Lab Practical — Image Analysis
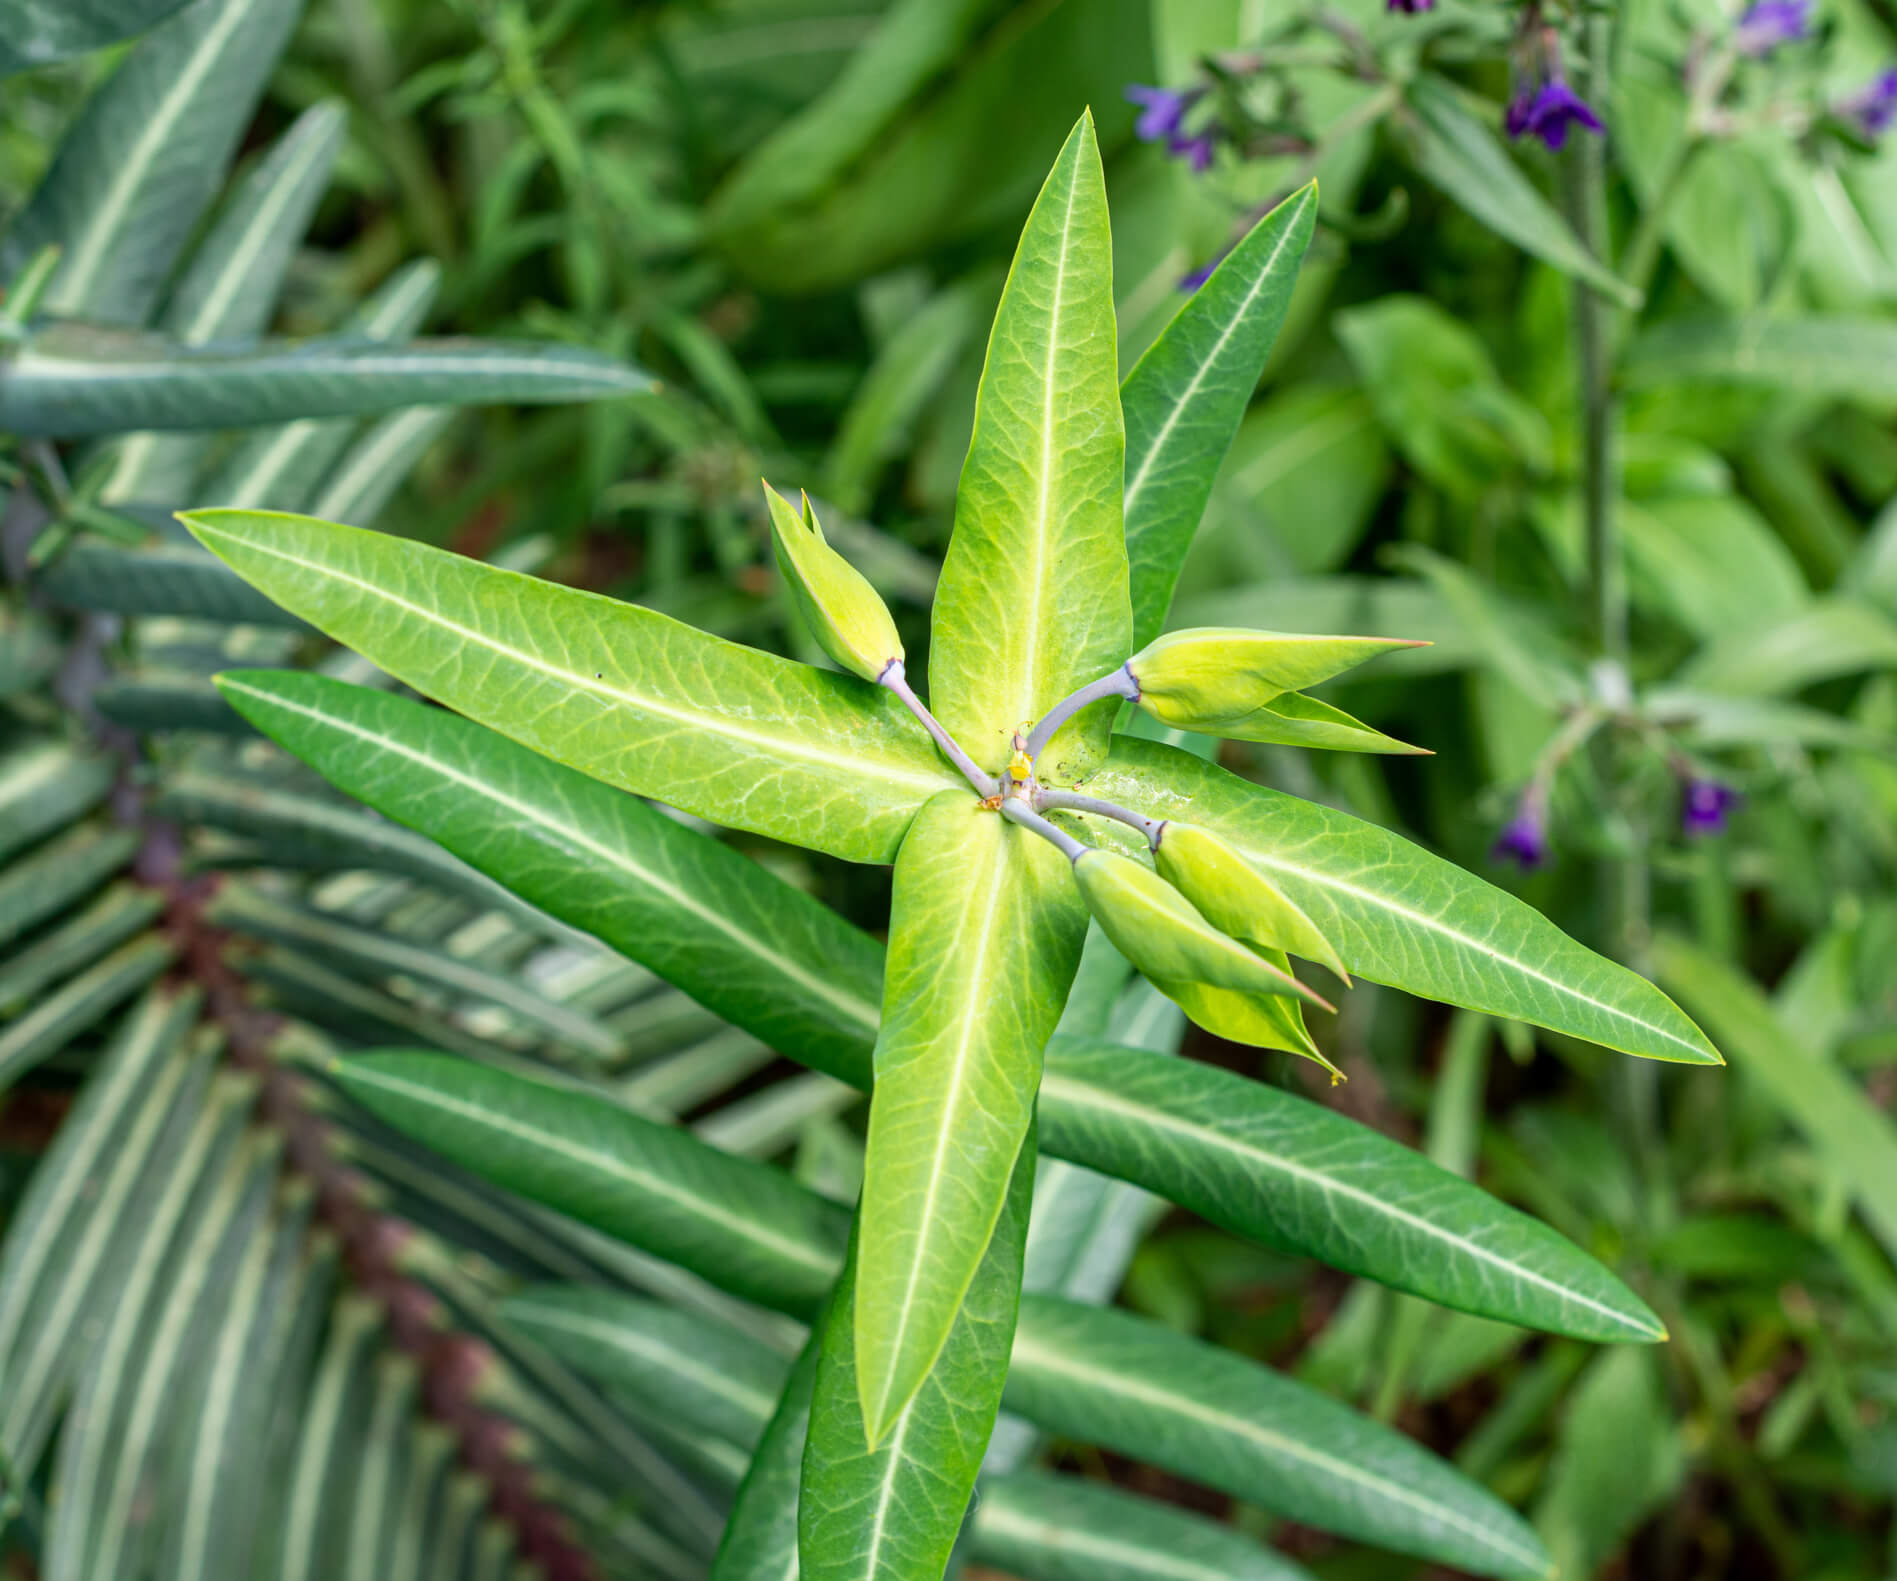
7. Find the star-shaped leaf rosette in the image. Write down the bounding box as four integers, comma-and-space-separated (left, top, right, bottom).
181, 113, 1720, 1577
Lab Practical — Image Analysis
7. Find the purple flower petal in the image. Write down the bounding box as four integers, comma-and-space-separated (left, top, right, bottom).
1841, 67, 1897, 137
1735, 0, 1811, 56
1681, 777, 1742, 838
1505, 76, 1605, 151
1168, 130, 1217, 173
1178, 261, 1218, 292
1491, 809, 1550, 871
1387, 0, 1435, 12
1125, 83, 1200, 144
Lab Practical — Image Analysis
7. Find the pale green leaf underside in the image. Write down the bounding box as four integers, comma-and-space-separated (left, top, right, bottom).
856, 791, 1085, 1440
186, 511, 962, 862
1084, 738, 1720, 1066
929, 111, 1130, 774
228, 673, 1665, 1342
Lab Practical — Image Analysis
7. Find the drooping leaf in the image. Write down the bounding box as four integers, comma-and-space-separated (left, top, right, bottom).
332, 1052, 850, 1315
1671, 598, 1897, 696
1039, 1038, 1664, 1342
1120, 186, 1317, 647
855, 793, 1084, 1440
804, 1131, 1035, 1581
1006, 1296, 1553, 1581
1, 325, 648, 437
929, 111, 1130, 775
499, 1285, 789, 1451
0, 0, 303, 322
185, 515, 960, 862
1404, 74, 1637, 307
214, 670, 889, 1051
1086, 737, 1721, 1065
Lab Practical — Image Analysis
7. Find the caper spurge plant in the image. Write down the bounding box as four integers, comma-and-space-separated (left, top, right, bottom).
174, 113, 1723, 1581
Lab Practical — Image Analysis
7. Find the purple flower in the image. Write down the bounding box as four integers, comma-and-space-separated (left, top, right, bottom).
1126, 84, 1202, 144
1840, 68, 1897, 137
1388, 0, 1435, 12
1491, 807, 1550, 871
1179, 261, 1218, 292
1505, 75, 1604, 150
1681, 777, 1742, 837
1735, 0, 1811, 56
1169, 130, 1217, 173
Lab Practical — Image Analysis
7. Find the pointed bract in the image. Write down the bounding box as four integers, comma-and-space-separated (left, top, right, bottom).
1155, 821, 1351, 984
764, 484, 904, 683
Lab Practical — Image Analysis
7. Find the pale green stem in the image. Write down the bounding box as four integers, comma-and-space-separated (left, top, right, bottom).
998, 797, 1088, 863
1022, 667, 1140, 765
1033, 787, 1163, 848
879, 662, 999, 798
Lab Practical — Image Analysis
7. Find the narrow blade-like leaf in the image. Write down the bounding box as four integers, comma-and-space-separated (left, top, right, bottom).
709, 1333, 820, 1581
1120, 186, 1317, 647
929, 111, 1130, 773
855, 792, 1084, 1440
1086, 737, 1721, 1065
1, 0, 301, 322
2, 326, 649, 437
1006, 1296, 1553, 1581
186, 514, 960, 862
333, 1052, 850, 1314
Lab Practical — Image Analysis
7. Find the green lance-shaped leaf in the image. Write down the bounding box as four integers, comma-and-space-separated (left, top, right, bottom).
0, 0, 302, 323
1038, 1039, 1664, 1343
1621, 314, 1897, 403
1071, 846, 1332, 1069
1403, 73, 1638, 309
97, 100, 348, 507
967, 1469, 1319, 1581
805, 1131, 1035, 1581
1, 326, 649, 438
499, 1286, 789, 1453
1126, 626, 1426, 751
184, 511, 962, 863
855, 791, 1084, 1442
0, 0, 195, 76
214, 671, 888, 1060
1121, 186, 1318, 649
764, 483, 904, 682
1153, 820, 1348, 984
929, 111, 1131, 776
229, 675, 1665, 1341
332, 1052, 850, 1315
1006, 1296, 1552, 1581
1087, 737, 1722, 1066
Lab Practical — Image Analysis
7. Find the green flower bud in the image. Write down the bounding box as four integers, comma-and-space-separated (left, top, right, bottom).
1154, 821, 1349, 984
1165, 975, 1336, 1075
1127, 627, 1426, 751
764, 483, 903, 683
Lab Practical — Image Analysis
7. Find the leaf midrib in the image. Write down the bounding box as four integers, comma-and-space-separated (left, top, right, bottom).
1008, 1327, 1547, 1575
1122, 195, 1307, 524
53, 0, 252, 312
195, 535, 956, 804
220, 679, 883, 1037
1038, 1068, 1658, 1339
974, 1501, 1233, 1581
871, 824, 1011, 1414
345, 1065, 839, 1282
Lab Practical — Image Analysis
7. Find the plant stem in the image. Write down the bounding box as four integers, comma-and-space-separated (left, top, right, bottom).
879, 662, 999, 798
1034, 787, 1163, 848
998, 797, 1088, 863
1022, 667, 1140, 765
